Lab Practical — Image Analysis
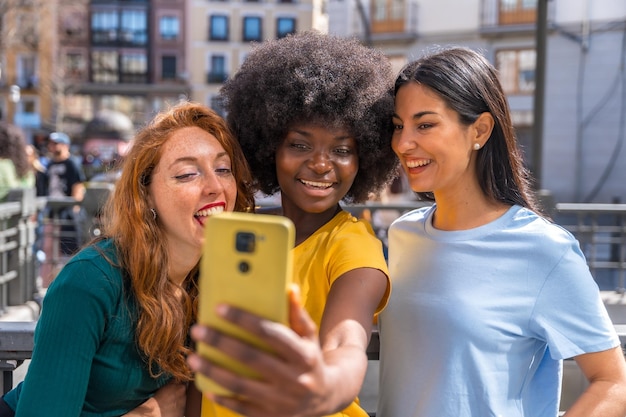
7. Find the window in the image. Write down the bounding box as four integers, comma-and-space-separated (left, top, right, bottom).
276, 17, 295, 38
120, 10, 147, 45
210, 15, 229, 41
162, 56, 177, 80
160, 16, 179, 41
62, 11, 86, 38
65, 52, 86, 79
63, 95, 93, 121
91, 51, 119, 83
371, 0, 404, 33
243, 17, 262, 42
498, 0, 536, 25
496, 49, 535, 94
17, 55, 36, 88
19, 98, 37, 114
121, 53, 148, 83
207, 55, 227, 83
92, 11, 119, 43
500, 0, 537, 11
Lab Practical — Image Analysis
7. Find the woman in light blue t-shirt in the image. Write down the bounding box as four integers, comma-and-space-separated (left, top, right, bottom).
378, 46, 626, 417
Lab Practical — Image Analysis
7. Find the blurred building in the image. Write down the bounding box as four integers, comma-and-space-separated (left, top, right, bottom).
0, 0, 55, 139
2, 0, 624, 203
0, 0, 190, 141
328, 0, 626, 204
187, 0, 326, 114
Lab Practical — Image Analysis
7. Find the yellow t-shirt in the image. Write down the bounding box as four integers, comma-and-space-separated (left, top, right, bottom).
201, 210, 391, 417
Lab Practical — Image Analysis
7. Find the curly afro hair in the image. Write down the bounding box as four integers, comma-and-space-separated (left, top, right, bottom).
220, 30, 399, 204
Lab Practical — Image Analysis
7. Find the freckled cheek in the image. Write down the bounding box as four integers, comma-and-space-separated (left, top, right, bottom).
224, 179, 238, 211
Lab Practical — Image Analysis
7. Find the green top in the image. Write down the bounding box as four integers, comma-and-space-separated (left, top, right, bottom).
0, 158, 19, 201
3, 239, 170, 417
0, 158, 35, 201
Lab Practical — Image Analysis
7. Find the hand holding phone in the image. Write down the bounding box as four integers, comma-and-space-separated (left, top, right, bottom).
195, 212, 295, 396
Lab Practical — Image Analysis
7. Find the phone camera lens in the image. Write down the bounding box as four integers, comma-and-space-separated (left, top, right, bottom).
236, 232, 256, 253
238, 261, 250, 273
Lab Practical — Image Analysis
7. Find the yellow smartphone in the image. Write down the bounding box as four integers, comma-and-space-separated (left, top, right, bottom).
195, 211, 295, 396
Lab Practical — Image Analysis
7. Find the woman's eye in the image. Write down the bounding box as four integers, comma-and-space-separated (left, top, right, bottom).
215, 167, 232, 175
418, 123, 433, 130
393, 124, 403, 131
288, 141, 309, 151
174, 172, 198, 181
334, 147, 353, 156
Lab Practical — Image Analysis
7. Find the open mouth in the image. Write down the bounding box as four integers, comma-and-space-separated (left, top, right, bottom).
194, 204, 226, 225
406, 159, 431, 168
299, 179, 334, 189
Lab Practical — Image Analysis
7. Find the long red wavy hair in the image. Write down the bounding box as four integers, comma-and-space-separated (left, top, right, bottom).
99, 102, 254, 381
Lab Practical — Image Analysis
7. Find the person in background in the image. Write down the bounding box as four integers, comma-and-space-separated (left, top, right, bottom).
24, 145, 47, 197
187, 30, 398, 417
0, 102, 255, 417
44, 131, 86, 255
31, 130, 50, 168
0, 122, 34, 201
377, 46, 626, 417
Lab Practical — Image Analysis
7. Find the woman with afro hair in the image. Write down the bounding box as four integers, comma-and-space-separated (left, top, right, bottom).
187, 30, 399, 417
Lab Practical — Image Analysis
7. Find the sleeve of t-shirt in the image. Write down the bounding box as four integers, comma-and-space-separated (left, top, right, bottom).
327, 218, 391, 314
67, 159, 87, 186
11, 257, 121, 417
530, 234, 619, 360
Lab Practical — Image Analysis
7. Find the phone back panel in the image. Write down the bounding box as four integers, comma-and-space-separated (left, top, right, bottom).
195, 211, 295, 396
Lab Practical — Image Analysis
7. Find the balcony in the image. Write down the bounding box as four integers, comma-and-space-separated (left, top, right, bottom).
480, 0, 555, 35
368, 0, 419, 44
206, 71, 228, 84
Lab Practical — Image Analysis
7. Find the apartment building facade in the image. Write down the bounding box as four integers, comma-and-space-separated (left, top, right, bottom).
0, 0, 190, 142
328, 0, 626, 204
0, 0, 56, 139
187, 0, 325, 114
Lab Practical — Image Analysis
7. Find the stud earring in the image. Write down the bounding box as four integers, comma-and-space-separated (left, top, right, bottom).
473, 143, 481, 151
150, 208, 157, 220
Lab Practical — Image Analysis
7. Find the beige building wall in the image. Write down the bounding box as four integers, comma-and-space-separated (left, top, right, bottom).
187, 0, 315, 110
0, 0, 57, 137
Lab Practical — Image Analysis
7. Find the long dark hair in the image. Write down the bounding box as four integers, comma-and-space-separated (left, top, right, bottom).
395, 47, 541, 214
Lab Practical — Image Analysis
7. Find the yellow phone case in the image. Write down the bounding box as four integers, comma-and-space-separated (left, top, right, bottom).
195, 211, 295, 396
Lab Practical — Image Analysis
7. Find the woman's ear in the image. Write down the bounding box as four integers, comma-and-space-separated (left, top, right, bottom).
473, 112, 495, 146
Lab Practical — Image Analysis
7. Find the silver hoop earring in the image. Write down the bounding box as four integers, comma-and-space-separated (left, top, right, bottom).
473, 143, 481, 150
150, 208, 157, 220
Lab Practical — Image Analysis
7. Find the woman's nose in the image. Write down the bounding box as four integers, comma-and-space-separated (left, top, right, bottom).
392, 131, 416, 155
203, 171, 225, 194
308, 151, 332, 173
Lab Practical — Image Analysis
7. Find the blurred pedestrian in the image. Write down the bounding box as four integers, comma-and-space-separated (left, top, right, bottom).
45, 131, 86, 255
0, 122, 34, 201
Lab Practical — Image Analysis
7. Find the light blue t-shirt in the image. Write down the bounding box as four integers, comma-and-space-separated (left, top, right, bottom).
378, 205, 619, 417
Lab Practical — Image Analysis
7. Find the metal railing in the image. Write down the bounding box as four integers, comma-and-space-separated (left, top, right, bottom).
554, 203, 626, 293
1, 197, 626, 398
0, 189, 43, 316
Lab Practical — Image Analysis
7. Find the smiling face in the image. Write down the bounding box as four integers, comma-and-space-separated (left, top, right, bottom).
149, 126, 237, 263
275, 123, 358, 217
392, 82, 483, 202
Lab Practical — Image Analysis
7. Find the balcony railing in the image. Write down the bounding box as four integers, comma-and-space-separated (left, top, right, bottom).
207, 72, 228, 84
